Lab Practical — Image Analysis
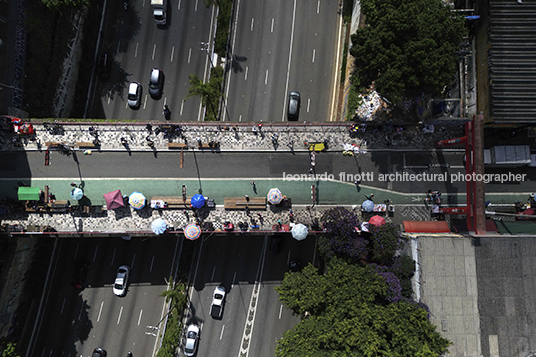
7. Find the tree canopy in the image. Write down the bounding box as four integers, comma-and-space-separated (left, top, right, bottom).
349, 0, 466, 102
275, 261, 450, 356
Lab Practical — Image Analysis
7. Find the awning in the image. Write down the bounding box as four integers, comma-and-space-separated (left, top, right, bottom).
18, 187, 40, 201
403, 221, 451, 233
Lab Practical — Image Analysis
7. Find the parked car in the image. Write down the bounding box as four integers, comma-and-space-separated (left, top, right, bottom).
148, 68, 163, 98
97, 53, 112, 80
184, 324, 200, 356
210, 286, 226, 318
289, 260, 301, 272
113, 265, 130, 296
71, 261, 89, 289
92, 347, 107, 357
287, 91, 300, 121
127, 82, 141, 108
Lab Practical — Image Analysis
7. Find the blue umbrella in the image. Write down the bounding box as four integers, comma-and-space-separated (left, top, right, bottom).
70, 188, 84, 201
191, 194, 205, 209
291, 223, 308, 241
151, 218, 167, 235
362, 199, 374, 212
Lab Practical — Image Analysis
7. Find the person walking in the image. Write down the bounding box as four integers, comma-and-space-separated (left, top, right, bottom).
365, 193, 374, 201
146, 136, 154, 148
250, 180, 255, 186
244, 194, 250, 202
120, 137, 128, 147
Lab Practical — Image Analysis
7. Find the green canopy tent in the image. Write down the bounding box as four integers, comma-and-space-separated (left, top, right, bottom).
17, 187, 41, 201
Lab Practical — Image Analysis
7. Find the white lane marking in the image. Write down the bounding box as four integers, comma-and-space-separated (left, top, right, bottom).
116, 41, 121, 55
143, 94, 148, 109
131, 254, 136, 269
232, 271, 237, 286
489, 335, 499, 357
211, 266, 216, 281
93, 246, 99, 262
150, 256, 155, 272
194, 0, 198, 11
307, 98, 311, 113
170, 46, 175, 62
312, 49, 315, 63
281, 0, 297, 122
60, 298, 66, 315
180, 100, 184, 115
117, 306, 123, 324
239, 115, 242, 122
279, 304, 283, 319
138, 309, 143, 325
111, 249, 116, 266
188, 48, 192, 64
287, 251, 291, 265
220, 325, 225, 340
245, 66, 248, 80
271, 18, 274, 32
250, 18, 254, 31
135, 42, 139, 58
177, 0, 181, 9
265, 69, 269, 85
78, 303, 84, 319
74, 242, 79, 259
317, 0, 320, 13
97, 301, 104, 322
152, 44, 157, 60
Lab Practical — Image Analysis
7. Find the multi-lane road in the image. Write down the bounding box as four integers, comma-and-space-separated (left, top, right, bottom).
89, 0, 341, 122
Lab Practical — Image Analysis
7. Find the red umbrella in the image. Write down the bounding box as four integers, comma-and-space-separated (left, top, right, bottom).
103, 189, 125, 210
369, 215, 386, 227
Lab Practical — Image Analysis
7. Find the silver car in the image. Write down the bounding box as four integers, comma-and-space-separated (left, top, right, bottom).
113, 265, 130, 296
148, 68, 163, 98
127, 82, 141, 108
184, 324, 200, 356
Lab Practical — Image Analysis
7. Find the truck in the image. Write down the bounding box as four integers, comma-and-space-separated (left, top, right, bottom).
150, 0, 167, 25
483, 145, 532, 166
210, 286, 226, 318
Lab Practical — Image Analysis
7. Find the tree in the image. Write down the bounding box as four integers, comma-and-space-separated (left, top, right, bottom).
349, 0, 466, 103
275, 261, 451, 357
1, 342, 20, 357
41, 0, 88, 8
159, 276, 187, 313
368, 223, 401, 265
186, 69, 223, 121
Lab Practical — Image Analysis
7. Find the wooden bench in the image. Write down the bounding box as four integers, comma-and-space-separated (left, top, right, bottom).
44, 185, 50, 204
45, 142, 66, 148
168, 143, 188, 149
197, 143, 220, 149
224, 197, 266, 210
151, 196, 192, 208
76, 142, 98, 148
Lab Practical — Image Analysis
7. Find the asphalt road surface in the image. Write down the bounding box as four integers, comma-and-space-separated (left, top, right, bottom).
224, 0, 340, 122
30, 236, 181, 357
90, 0, 214, 121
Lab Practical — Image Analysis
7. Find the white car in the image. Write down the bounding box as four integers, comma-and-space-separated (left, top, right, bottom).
127, 82, 141, 108
210, 286, 226, 318
113, 265, 130, 296
184, 324, 200, 356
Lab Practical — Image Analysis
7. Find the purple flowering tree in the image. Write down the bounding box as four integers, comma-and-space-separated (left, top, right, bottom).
320, 207, 369, 263
368, 223, 402, 265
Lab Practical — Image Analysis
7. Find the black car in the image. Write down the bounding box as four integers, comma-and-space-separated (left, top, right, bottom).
287, 91, 300, 121
71, 261, 89, 290
289, 260, 301, 272
97, 54, 112, 80
92, 348, 107, 357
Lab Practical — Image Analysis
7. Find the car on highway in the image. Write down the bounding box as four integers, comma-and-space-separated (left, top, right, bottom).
113, 265, 130, 296
184, 324, 200, 356
148, 68, 163, 98
287, 91, 300, 121
92, 347, 107, 357
97, 53, 112, 80
71, 260, 89, 290
289, 260, 301, 272
127, 82, 141, 108
210, 286, 226, 318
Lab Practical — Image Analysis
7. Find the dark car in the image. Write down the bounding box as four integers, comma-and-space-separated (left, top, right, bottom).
148, 68, 163, 98
287, 91, 300, 121
92, 347, 107, 357
270, 237, 282, 254
97, 54, 112, 80
71, 261, 89, 290
289, 260, 301, 272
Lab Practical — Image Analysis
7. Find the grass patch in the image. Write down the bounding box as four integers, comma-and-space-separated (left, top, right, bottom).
214, 0, 233, 57
204, 66, 224, 121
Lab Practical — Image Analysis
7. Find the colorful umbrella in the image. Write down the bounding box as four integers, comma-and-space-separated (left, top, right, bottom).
129, 192, 146, 209
369, 215, 386, 226
151, 218, 167, 235
291, 223, 308, 241
267, 188, 283, 205
103, 189, 125, 210
184, 223, 201, 240
362, 199, 374, 212
191, 194, 206, 209
70, 187, 84, 201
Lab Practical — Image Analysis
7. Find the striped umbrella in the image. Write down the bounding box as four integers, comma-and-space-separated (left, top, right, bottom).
267, 188, 283, 205
184, 223, 201, 240
291, 223, 308, 241
70, 188, 84, 201
129, 192, 146, 209
151, 218, 167, 235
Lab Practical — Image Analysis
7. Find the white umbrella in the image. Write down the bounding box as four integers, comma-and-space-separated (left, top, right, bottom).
291, 223, 308, 241
362, 199, 374, 212
151, 218, 167, 235
70, 187, 84, 201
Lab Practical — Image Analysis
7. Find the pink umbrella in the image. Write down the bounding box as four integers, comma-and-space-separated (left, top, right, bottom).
369, 215, 386, 227
103, 190, 125, 210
